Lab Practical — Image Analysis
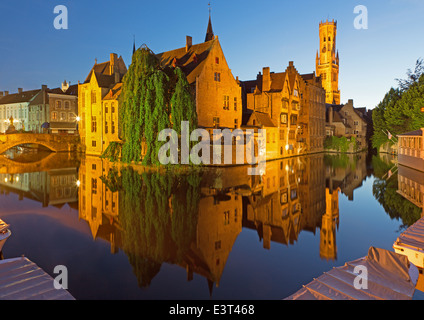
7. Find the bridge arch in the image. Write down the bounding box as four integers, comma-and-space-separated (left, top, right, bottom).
0, 133, 79, 155
0, 141, 58, 153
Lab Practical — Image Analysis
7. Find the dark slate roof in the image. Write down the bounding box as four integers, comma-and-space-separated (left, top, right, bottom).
29, 85, 78, 107
49, 84, 78, 96
84, 56, 127, 88
103, 83, 123, 101
0, 89, 40, 105
28, 90, 48, 106
156, 39, 216, 85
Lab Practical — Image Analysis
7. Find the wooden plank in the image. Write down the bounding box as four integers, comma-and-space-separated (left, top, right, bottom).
0, 257, 74, 300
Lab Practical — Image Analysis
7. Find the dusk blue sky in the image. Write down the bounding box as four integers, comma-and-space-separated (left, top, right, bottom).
0, 0, 423, 109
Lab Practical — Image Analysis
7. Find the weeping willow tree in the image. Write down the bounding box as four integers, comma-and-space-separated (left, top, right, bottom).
101, 167, 202, 287
117, 45, 197, 165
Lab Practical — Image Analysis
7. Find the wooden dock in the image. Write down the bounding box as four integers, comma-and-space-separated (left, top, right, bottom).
0, 257, 75, 300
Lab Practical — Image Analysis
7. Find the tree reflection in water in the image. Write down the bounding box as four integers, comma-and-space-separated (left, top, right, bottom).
372, 154, 421, 229
101, 168, 201, 287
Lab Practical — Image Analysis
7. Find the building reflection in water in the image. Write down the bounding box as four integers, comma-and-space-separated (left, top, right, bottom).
0, 149, 370, 295
76, 152, 368, 292
0, 152, 79, 208
397, 165, 424, 217
396, 164, 424, 293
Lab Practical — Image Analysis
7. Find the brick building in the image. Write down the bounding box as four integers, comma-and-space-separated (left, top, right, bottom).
78, 53, 127, 156
241, 62, 326, 159
156, 15, 242, 131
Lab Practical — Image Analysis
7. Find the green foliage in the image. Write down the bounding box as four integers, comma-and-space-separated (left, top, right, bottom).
324, 136, 357, 153
118, 46, 198, 166
101, 141, 123, 162
324, 153, 355, 170
372, 60, 424, 150
100, 167, 202, 287
371, 155, 421, 228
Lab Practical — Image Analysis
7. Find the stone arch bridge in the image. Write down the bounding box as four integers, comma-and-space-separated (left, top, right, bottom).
0, 133, 79, 155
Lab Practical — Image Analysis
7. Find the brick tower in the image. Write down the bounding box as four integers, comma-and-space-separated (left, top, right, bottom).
316, 19, 340, 105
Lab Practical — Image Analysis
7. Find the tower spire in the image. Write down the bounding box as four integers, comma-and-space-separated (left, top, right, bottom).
205, 2, 214, 42
133, 35, 136, 55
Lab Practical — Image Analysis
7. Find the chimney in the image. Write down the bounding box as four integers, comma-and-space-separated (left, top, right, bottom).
329, 106, 333, 126
186, 36, 192, 52
262, 67, 271, 92
41, 85, 47, 90
18, 88, 23, 93
115, 72, 120, 84
5, 91, 9, 96
110, 53, 118, 75
0, 92, 3, 98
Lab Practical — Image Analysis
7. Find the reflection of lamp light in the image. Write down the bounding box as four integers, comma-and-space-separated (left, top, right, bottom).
76, 116, 81, 122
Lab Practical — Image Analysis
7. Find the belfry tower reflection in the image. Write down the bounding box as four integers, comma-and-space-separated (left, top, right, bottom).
320, 187, 340, 260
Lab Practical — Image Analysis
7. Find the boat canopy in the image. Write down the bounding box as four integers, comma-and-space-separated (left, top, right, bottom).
285, 247, 417, 300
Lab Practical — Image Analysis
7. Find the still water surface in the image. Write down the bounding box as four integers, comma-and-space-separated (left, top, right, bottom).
0, 150, 423, 300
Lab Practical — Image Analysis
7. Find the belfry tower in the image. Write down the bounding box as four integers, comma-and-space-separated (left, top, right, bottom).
316, 19, 340, 105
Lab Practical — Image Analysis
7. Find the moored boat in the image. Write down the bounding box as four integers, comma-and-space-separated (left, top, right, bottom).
393, 216, 424, 269
0, 219, 11, 254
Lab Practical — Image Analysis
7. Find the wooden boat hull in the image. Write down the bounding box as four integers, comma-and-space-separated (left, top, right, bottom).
0, 230, 11, 253
394, 241, 424, 269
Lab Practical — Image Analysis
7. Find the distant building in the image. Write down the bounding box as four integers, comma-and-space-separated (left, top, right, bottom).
47, 82, 79, 134
78, 53, 127, 156
316, 19, 340, 105
0, 88, 39, 133
28, 82, 78, 134
325, 99, 369, 150
300, 72, 327, 154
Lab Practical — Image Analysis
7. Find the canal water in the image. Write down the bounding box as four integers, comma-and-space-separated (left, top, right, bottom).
0, 150, 423, 300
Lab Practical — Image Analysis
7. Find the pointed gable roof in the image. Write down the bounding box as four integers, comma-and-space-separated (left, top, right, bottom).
246, 111, 276, 128
156, 38, 216, 85
84, 55, 127, 89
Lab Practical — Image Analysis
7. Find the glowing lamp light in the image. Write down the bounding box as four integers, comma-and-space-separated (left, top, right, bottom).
76, 180, 81, 187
